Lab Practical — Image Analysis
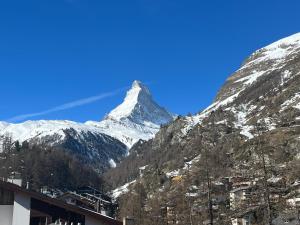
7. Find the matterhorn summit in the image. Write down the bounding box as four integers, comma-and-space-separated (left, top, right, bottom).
107, 80, 174, 125
86, 80, 175, 148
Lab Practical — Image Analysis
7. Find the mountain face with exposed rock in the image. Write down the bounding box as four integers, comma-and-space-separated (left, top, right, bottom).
86, 80, 175, 148
105, 33, 300, 225
0, 81, 174, 171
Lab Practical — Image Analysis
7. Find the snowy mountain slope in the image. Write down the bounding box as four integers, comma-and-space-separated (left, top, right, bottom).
0, 81, 174, 169
0, 120, 102, 143
182, 32, 300, 138
0, 120, 127, 171
85, 119, 158, 149
0, 122, 9, 130
107, 81, 174, 125
86, 80, 175, 148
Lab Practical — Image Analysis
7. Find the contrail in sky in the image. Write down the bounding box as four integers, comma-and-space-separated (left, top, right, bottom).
6, 87, 126, 123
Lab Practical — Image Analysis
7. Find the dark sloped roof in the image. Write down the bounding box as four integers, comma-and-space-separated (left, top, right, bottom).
0, 181, 122, 225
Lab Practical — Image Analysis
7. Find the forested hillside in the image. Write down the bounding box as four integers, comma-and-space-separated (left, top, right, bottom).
0, 136, 105, 192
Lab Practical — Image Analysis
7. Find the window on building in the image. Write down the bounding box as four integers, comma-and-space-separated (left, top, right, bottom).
0, 187, 14, 205
244, 216, 250, 225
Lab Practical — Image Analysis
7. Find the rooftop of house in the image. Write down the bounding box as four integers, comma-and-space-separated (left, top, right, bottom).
0, 181, 122, 225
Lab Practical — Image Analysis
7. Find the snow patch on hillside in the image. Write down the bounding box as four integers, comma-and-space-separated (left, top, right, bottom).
235, 71, 265, 86
294, 102, 300, 110
111, 180, 136, 199
281, 93, 300, 112
166, 155, 201, 178
182, 90, 243, 135
263, 117, 277, 131
229, 105, 255, 139
109, 158, 117, 168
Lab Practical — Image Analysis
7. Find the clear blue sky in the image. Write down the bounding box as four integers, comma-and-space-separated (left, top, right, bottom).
1, 0, 300, 122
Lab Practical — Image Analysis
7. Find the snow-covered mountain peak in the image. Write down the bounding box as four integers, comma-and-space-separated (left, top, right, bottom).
106, 80, 174, 125
86, 81, 175, 148
107, 80, 151, 121
132, 80, 151, 94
